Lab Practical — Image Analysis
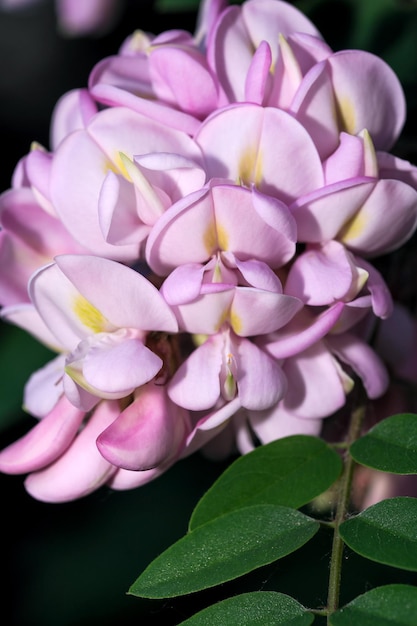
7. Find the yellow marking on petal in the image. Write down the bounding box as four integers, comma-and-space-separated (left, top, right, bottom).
238, 147, 263, 188
339, 211, 368, 243
102, 152, 132, 181
30, 140, 46, 153
129, 30, 152, 53
336, 96, 356, 135
213, 261, 223, 283
360, 129, 378, 177
73, 295, 108, 333
115, 152, 133, 181
230, 309, 243, 335
203, 222, 218, 255
192, 333, 208, 347
217, 224, 229, 251
215, 308, 229, 332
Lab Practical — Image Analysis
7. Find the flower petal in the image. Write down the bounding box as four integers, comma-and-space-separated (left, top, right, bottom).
0, 396, 85, 475
24, 400, 119, 502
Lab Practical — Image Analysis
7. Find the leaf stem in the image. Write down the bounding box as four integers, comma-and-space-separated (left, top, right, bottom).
326, 402, 365, 622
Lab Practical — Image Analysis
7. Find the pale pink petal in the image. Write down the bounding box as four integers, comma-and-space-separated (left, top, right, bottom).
1, 303, 63, 350
146, 187, 213, 275
161, 263, 207, 306
354, 257, 393, 319
29, 261, 104, 350
169, 287, 235, 334
50, 88, 98, 149
108, 465, 170, 490
0, 396, 85, 475
54, 254, 178, 332
231, 286, 302, 335
339, 179, 417, 256
208, 5, 253, 102
242, 0, 322, 43
267, 34, 302, 109
57, 0, 121, 36
324, 132, 374, 183
285, 241, 363, 305
287, 32, 332, 71
24, 400, 120, 502
182, 397, 242, 457
327, 50, 406, 150
327, 333, 389, 399
195, 104, 324, 202
23, 355, 66, 417
97, 383, 190, 470
149, 46, 219, 117
63, 373, 100, 412
212, 184, 297, 266
89, 84, 201, 135
282, 342, 346, 418
290, 61, 340, 159
259, 302, 345, 359
290, 179, 374, 242
236, 337, 287, 410
244, 40, 272, 104
98, 171, 151, 246
79, 336, 163, 396
50, 107, 201, 259
248, 403, 322, 445
228, 255, 282, 291
168, 334, 224, 410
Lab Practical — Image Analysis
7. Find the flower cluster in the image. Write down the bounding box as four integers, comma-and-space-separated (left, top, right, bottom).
1, 0, 417, 502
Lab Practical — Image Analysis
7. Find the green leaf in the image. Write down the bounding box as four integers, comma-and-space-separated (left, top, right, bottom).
178, 591, 314, 625
339, 497, 417, 571
129, 504, 319, 598
155, 0, 201, 12
350, 413, 417, 474
190, 435, 342, 530
329, 584, 417, 626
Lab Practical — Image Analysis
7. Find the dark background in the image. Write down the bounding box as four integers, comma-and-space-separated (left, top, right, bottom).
1, 1, 417, 624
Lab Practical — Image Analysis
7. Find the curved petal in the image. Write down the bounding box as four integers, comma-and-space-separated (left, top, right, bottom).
327, 333, 389, 399
72, 335, 162, 397
195, 104, 324, 202
1, 303, 63, 351
235, 336, 287, 410
23, 355, 66, 418
285, 241, 366, 305
98, 171, 151, 246
97, 382, 190, 470
339, 179, 417, 256
149, 45, 219, 117
0, 396, 85, 475
231, 286, 302, 335
168, 334, 224, 410
50, 88, 98, 149
327, 50, 406, 150
259, 302, 345, 359
108, 464, 170, 490
244, 40, 272, 104
54, 254, 178, 332
24, 400, 120, 502
290, 178, 374, 242
282, 342, 346, 419
248, 403, 322, 445
89, 83, 201, 135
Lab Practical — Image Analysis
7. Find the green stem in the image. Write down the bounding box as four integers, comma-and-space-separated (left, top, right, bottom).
326, 403, 365, 622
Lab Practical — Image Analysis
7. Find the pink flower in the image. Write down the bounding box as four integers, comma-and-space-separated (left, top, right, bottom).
0, 0, 122, 37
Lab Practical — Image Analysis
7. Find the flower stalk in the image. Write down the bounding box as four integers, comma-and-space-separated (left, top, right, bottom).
326, 401, 366, 621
